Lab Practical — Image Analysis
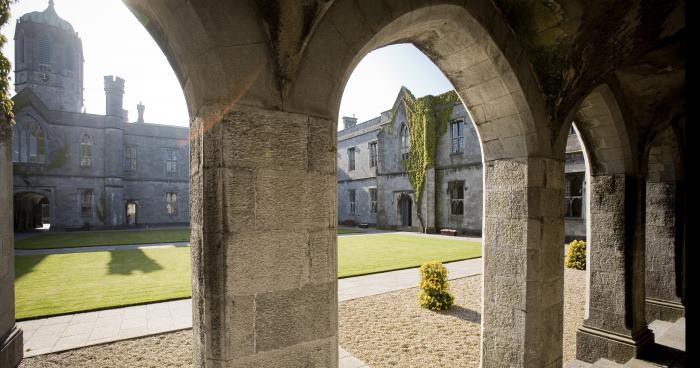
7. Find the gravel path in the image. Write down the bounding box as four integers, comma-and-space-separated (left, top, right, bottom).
20, 269, 586, 367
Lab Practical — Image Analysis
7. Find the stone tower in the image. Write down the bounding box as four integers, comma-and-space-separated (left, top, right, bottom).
14, 0, 84, 113
103, 76, 126, 227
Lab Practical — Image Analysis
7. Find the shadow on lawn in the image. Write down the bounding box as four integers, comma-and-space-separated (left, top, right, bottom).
439, 305, 481, 324
108, 249, 163, 275
14, 254, 48, 281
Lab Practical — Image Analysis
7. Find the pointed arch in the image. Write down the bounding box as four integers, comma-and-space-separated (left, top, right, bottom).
399, 123, 409, 162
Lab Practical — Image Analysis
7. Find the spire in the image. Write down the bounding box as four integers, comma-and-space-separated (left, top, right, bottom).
47, 0, 55, 12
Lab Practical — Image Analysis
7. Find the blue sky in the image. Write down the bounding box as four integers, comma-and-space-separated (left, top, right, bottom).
2, 0, 455, 129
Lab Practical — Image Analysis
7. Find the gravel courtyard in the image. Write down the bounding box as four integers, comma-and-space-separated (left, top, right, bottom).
20, 269, 585, 368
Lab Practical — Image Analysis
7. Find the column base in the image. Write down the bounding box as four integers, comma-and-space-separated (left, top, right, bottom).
646, 298, 685, 322
576, 325, 654, 364
0, 325, 23, 368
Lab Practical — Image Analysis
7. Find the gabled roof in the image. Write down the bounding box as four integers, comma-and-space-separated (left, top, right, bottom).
12, 88, 51, 121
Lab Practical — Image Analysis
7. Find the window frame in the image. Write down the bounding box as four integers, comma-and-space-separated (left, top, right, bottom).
80, 134, 92, 168
349, 189, 356, 215
347, 147, 356, 171
449, 181, 465, 216
369, 188, 377, 214
166, 192, 178, 215
564, 172, 584, 218
450, 120, 464, 154
166, 148, 178, 174
80, 189, 93, 217
124, 146, 137, 171
400, 124, 410, 162
369, 141, 377, 168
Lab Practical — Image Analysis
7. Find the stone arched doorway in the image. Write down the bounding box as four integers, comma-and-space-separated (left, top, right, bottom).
13, 191, 49, 232
397, 193, 412, 227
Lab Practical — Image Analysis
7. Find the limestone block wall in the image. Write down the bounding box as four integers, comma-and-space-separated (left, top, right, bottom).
435, 164, 483, 235
337, 178, 378, 225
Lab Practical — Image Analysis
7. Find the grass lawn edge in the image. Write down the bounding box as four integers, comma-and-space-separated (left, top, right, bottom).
14, 240, 191, 251
15, 296, 193, 322
338, 255, 482, 279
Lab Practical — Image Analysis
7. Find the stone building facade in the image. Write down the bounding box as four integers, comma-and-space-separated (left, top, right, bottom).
338, 87, 587, 239
11, 2, 189, 231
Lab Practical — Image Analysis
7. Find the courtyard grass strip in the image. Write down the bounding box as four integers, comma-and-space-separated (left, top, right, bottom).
15, 247, 192, 320
15, 233, 482, 318
14, 228, 192, 250
338, 234, 481, 278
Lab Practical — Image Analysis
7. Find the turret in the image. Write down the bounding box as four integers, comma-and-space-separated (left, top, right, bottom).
104, 75, 126, 120
342, 116, 357, 130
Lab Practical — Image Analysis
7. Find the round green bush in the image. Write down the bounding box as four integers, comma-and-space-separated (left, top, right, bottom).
565, 239, 586, 270
418, 261, 454, 310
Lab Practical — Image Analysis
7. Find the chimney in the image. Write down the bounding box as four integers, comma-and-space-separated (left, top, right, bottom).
342, 116, 357, 129
137, 102, 145, 123
104, 75, 125, 119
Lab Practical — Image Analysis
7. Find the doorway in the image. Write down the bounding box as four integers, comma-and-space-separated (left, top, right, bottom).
399, 193, 412, 227
126, 201, 137, 226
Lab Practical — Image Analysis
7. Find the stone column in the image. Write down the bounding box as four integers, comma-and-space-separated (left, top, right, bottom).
576, 175, 653, 364
481, 157, 565, 368
190, 105, 338, 367
0, 125, 23, 367
645, 180, 684, 321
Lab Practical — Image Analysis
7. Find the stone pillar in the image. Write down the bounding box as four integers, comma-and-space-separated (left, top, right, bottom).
190, 105, 337, 367
645, 180, 684, 321
481, 157, 565, 368
0, 125, 23, 367
576, 175, 653, 364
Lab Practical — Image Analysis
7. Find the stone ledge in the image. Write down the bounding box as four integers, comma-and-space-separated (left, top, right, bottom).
0, 325, 23, 368
576, 325, 654, 364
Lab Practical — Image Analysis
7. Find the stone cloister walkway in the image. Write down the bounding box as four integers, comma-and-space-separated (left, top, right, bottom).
15, 235, 482, 366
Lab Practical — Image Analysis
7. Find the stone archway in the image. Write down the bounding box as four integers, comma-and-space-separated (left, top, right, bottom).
120, 1, 562, 366
13, 191, 49, 232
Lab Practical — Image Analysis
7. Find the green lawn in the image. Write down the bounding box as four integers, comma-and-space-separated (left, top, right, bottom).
15, 247, 191, 320
15, 234, 481, 319
338, 234, 481, 277
16, 227, 365, 249
15, 228, 191, 250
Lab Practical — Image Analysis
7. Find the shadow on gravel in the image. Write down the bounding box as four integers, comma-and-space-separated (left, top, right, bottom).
439, 305, 481, 324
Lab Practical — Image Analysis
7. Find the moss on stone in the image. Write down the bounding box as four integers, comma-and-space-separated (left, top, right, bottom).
47, 145, 70, 170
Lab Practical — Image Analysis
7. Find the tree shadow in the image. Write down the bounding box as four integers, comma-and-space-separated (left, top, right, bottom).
438, 305, 481, 324
14, 254, 48, 281
108, 249, 163, 275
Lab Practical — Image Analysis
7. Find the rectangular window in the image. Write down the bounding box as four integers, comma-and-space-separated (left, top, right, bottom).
124, 146, 137, 171
565, 172, 584, 218
451, 121, 464, 153
369, 142, 377, 168
80, 189, 93, 217
349, 190, 356, 215
369, 188, 377, 214
348, 147, 356, 171
166, 192, 178, 215
166, 148, 178, 173
449, 181, 464, 215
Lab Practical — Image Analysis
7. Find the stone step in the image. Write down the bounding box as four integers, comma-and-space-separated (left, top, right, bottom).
655, 317, 685, 352
623, 358, 664, 368
564, 360, 592, 368
592, 358, 623, 368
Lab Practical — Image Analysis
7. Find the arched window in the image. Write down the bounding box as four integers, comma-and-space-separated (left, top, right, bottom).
80, 134, 92, 168
400, 123, 410, 162
38, 35, 51, 65
20, 121, 46, 163
64, 44, 74, 71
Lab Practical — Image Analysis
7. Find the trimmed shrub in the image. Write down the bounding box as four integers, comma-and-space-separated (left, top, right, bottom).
418, 261, 454, 311
565, 239, 586, 270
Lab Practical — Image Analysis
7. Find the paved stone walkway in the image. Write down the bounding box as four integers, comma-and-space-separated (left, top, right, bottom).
17, 257, 482, 364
